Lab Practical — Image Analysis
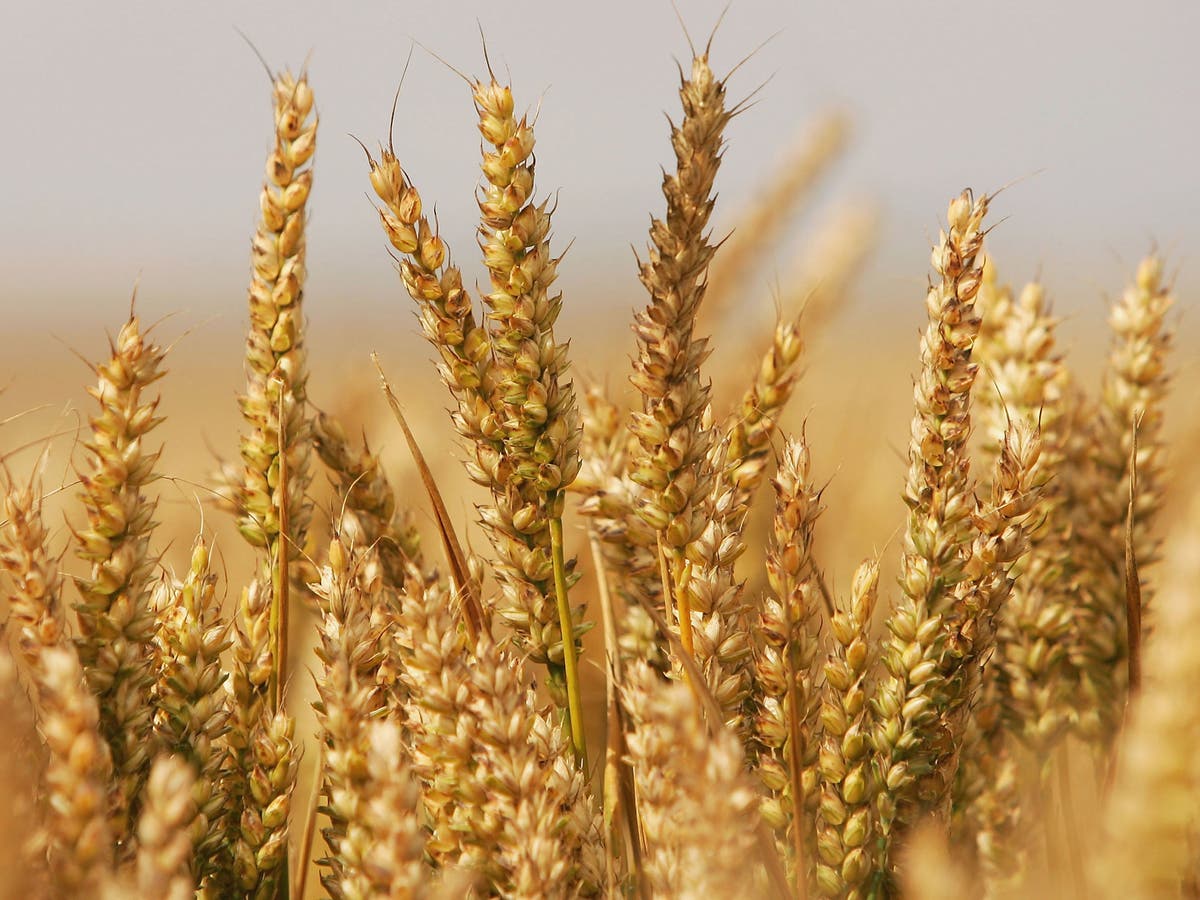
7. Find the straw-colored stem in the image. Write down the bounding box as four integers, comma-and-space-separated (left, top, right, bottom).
272, 386, 290, 714
672, 553, 696, 658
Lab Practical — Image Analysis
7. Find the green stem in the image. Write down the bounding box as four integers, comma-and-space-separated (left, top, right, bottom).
550, 514, 587, 766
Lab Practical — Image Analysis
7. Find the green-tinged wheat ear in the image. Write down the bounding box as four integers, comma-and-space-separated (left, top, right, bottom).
472, 74, 588, 753
236, 68, 318, 716
224, 569, 300, 896
73, 312, 166, 846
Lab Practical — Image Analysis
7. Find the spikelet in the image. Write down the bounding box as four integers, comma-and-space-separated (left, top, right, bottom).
151, 537, 231, 888
815, 560, 879, 899
874, 190, 988, 848
754, 436, 825, 863
1, 479, 115, 889
135, 755, 197, 900
1073, 255, 1173, 745
73, 313, 166, 842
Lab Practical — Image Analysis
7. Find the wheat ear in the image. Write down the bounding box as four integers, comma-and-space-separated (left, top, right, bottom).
702, 111, 849, 321
754, 435, 825, 875
356, 720, 432, 898
815, 559, 880, 899
2, 478, 115, 889
135, 755, 197, 900
626, 51, 730, 655
73, 313, 166, 843
310, 526, 389, 895
972, 265, 1076, 753
473, 75, 588, 754
1091, 498, 1200, 899
623, 661, 766, 898
0, 631, 49, 895
873, 190, 988, 853
237, 69, 317, 714
151, 537, 231, 889
1073, 254, 1173, 745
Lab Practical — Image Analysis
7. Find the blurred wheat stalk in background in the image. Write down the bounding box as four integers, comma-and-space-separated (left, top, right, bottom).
0, 21, 1192, 900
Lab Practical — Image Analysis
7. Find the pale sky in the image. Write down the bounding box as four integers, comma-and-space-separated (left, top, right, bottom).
2, 0, 1197, 337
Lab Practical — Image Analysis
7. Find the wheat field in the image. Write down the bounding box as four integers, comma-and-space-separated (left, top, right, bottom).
2, 15, 1199, 900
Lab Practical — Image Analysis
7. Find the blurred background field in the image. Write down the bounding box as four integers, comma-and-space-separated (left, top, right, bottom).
5, 3, 1198, 574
